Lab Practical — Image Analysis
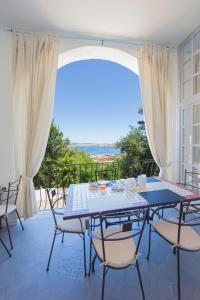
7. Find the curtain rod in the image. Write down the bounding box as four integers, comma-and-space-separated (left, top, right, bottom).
1, 26, 175, 49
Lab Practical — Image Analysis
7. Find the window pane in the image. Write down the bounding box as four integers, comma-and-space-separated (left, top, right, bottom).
182, 109, 185, 126
193, 126, 200, 144
180, 164, 185, 181
181, 147, 184, 163
183, 60, 191, 81
194, 31, 200, 53
192, 147, 200, 164
183, 80, 192, 100
193, 74, 200, 95
193, 53, 200, 74
193, 105, 200, 123
183, 40, 192, 62
182, 128, 185, 144
192, 166, 200, 174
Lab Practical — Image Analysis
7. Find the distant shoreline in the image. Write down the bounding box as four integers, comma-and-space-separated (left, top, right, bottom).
69, 145, 120, 157
69, 143, 114, 147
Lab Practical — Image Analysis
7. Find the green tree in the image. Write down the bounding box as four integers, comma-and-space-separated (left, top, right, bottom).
34, 121, 94, 188
137, 107, 145, 132
114, 108, 158, 177
44, 120, 70, 162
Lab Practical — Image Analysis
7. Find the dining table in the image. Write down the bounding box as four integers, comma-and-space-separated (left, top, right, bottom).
63, 176, 200, 220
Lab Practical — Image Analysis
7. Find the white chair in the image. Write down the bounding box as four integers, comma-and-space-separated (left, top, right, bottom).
0, 177, 24, 249
88, 209, 147, 300
147, 202, 200, 300
46, 188, 88, 276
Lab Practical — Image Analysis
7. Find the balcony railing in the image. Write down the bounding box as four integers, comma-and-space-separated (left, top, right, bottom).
34, 159, 159, 210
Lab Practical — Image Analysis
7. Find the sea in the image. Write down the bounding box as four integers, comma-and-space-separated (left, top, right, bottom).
75, 145, 120, 156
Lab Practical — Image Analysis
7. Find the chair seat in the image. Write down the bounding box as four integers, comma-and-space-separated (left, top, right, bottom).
151, 219, 200, 251
0, 204, 16, 217
57, 217, 88, 233
93, 228, 137, 268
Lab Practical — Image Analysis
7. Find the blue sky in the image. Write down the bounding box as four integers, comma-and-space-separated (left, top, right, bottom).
53, 59, 142, 144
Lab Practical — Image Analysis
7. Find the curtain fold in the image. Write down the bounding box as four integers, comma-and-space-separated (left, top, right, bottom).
134, 45, 172, 179
13, 32, 59, 217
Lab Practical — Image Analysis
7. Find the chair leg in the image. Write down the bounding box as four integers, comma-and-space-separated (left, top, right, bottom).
136, 260, 145, 300
0, 237, 11, 257
46, 230, 57, 272
182, 213, 185, 222
92, 254, 97, 273
83, 233, 87, 276
101, 265, 106, 300
61, 232, 64, 243
15, 210, 24, 231
88, 237, 92, 276
147, 224, 152, 260
5, 215, 13, 249
177, 248, 181, 300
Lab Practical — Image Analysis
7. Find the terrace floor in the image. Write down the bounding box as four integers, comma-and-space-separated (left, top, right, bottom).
1, 210, 200, 300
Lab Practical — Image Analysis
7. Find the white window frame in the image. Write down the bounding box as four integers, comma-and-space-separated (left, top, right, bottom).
179, 28, 200, 182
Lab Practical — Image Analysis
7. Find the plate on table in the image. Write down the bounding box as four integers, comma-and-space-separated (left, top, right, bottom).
112, 184, 125, 192
88, 183, 98, 190
97, 181, 110, 186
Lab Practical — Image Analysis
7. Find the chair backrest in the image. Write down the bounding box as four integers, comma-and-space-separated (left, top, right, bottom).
89, 209, 147, 263
4, 176, 22, 213
46, 188, 64, 226
184, 170, 200, 192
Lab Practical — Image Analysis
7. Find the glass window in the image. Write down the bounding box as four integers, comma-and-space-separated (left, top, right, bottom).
191, 167, 200, 189
192, 146, 200, 164
193, 125, 200, 144
183, 60, 191, 81
194, 31, 200, 53
183, 80, 192, 100
192, 166, 200, 174
180, 31, 200, 182
182, 109, 185, 126
193, 53, 200, 74
183, 40, 192, 62
193, 105, 200, 124
181, 147, 184, 163
193, 74, 200, 95
182, 128, 185, 144
181, 164, 185, 180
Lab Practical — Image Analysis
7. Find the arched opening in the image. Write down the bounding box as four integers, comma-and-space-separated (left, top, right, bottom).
35, 46, 158, 209
58, 46, 139, 75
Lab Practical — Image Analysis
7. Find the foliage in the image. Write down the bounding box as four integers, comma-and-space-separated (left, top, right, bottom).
114, 108, 158, 177
34, 107, 158, 190
115, 126, 152, 160
34, 121, 93, 188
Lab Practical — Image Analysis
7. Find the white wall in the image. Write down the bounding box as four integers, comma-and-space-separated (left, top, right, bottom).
58, 42, 139, 75
0, 31, 15, 186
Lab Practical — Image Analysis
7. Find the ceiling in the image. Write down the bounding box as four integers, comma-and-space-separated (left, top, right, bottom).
0, 0, 200, 46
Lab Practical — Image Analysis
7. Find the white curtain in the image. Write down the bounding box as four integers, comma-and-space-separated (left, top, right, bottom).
135, 45, 172, 179
13, 33, 59, 217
